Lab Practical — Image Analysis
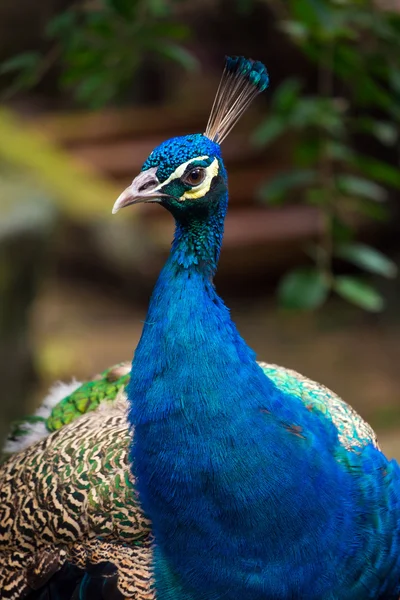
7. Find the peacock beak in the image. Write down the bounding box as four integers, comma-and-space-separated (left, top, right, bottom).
112, 167, 165, 214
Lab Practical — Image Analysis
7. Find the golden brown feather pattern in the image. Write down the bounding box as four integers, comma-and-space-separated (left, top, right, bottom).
0, 398, 154, 600
0, 362, 378, 599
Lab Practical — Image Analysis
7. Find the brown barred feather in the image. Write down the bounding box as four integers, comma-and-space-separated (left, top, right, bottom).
0, 398, 154, 600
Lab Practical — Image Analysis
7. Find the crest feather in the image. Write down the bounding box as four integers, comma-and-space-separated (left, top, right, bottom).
204, 56, 269, 144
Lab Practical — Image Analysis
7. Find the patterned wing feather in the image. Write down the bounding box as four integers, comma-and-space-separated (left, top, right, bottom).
260, 362, 378, 451
46, 364, 131, 432
2, 364, 131, 461
0, 397, 153, 600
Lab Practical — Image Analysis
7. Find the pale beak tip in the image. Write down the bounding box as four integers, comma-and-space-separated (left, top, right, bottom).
112, 190, 129, 214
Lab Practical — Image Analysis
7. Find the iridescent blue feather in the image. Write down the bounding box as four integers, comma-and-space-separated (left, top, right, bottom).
125, 56, 400, 600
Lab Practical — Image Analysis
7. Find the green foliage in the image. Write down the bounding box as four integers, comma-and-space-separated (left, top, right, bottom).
0, 0, 196, 107
252, 117, 287, 147
0, 52, 41, 99
258, 169, 317, 204
334, 276, 384, 312
335, 243, 398, 279
336, 174, 388, 203
352, 155, 400, 188
0, 53, 40, 75
278, 267, 329, 310
256, 0, 400, 311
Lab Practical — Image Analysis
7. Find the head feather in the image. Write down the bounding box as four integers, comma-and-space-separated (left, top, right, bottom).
204, 56, 269, 145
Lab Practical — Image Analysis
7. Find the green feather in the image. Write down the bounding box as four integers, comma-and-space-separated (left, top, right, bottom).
46, 363, 130, 431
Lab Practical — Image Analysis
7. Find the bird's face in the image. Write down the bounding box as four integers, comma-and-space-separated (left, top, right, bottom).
112, 134, 227, 219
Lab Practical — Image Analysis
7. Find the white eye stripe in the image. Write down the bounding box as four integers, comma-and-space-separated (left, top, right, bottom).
161, 156, 210, 187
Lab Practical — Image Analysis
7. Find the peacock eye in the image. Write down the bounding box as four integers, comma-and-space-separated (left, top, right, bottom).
182, 167, 206, 187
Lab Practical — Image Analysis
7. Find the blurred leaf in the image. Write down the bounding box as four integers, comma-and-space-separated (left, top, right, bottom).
252, 118, 287, 147
308, 0, 339, 24
305, 187, 327, 205
335, 243, 397, 278
0, 52, 43, 98
272, 78, 302, 113
291, 0, 319, 28
153, 42, 198, 71
334, 276, 384, 311
290, 0, 358, 41
280, 20, 309, 40
389, 66, 400, 94
325, 141, 354, 162
106, 0, 137, 18
86, 12, 115, 36
353, 156, 400, 189
147, 0, 171, 17
37, 1, 196, 107
278, 267, 329, 310
258, 169, 317, 203
45, 11, 77, 38
363, 78, 396, 113
316, 108, 346, 136
265, 0, 399, 312
355, 199, 388, 221
337, 57, 394, 111
334, 43, 363, 79
294, 137, 321, 166
336, 174, 388, 202
0, 52, 40, 75
73, 74, 115, 108
289, 98, 320, 128
371, 121, 398, 146
288, 97, 345, 136
148, 22, 190, 40
331, 216, 353, 242
355, 118, 398, 146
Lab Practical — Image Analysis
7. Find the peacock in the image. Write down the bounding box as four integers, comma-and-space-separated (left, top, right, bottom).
1, 55, 400, 600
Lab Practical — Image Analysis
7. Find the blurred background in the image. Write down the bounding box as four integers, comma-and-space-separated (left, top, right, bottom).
1, 0, 400, 455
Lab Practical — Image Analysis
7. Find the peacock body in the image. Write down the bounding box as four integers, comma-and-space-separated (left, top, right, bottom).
0, 361, 381, 599
1, 56, 400, 599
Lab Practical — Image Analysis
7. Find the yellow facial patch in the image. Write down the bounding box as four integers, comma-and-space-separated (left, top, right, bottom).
156, 156, 220, 202
181, 158, 219, 201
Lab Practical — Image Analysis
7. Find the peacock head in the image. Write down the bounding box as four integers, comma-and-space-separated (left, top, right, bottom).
113, 133, 225, 221
112, 57, 269, 221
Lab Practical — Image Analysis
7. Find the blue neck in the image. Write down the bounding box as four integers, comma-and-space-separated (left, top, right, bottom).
169, 193, 227, 279
126, 183, 400, 600
128, 189, 259, 425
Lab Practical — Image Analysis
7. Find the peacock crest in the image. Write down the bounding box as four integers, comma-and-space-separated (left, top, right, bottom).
204, 56, 269, 143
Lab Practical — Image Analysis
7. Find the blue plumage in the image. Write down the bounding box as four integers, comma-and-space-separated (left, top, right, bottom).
142, 134, 221, 181
225, 56, 269, 91
113, 57, 400, 599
